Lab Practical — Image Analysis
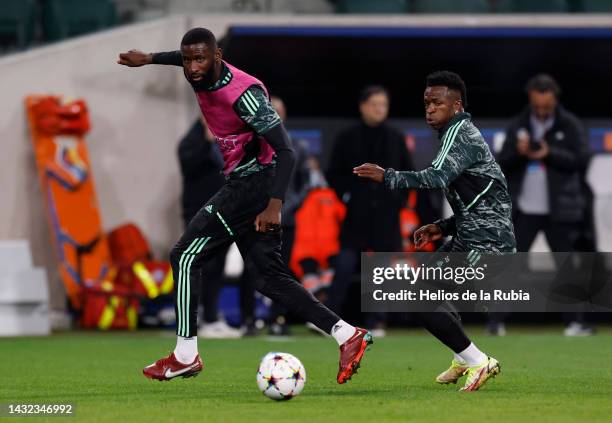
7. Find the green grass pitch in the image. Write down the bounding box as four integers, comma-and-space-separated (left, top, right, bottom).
1, 327, 611, 422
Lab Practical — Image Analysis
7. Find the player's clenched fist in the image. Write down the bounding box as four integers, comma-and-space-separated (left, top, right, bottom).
353, 163, 385, 183
413, 223, 443, 249
117, 50, 153, 67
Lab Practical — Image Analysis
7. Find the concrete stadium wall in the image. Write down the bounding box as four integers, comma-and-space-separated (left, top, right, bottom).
0, 16, 195, 310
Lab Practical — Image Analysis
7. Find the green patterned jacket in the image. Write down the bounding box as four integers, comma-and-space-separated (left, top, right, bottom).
384, 112, 516, 252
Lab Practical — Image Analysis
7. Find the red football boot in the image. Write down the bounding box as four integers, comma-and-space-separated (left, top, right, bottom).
337, 328, 373, 384
143, 353, 203, 381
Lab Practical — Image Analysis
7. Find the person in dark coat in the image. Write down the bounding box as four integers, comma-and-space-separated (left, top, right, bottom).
325, 86, 414, 334
178, 117, 225, 226
178, 116, 242, 338
496, 74, 593, 336
266, 96, 312, 336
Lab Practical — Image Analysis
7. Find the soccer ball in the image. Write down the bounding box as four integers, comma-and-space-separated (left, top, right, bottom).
256, 352, 306, 400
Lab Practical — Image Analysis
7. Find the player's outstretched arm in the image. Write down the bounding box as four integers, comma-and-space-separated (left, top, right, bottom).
117, 50, 182, 67
353, 163, 385, 182
117, 50, 153, 67
357, 130, 476, 190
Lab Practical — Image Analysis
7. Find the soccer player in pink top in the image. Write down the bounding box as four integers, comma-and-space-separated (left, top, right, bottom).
118, 27, 371, 384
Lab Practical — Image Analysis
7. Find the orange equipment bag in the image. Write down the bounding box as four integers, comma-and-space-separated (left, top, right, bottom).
108, 223, 173, 299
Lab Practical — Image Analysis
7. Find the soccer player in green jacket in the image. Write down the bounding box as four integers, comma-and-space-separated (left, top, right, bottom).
355, 71, 516, 391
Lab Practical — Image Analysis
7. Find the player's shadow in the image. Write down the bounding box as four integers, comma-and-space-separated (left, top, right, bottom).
305, 388, 395, 397
18, 389, 151, 401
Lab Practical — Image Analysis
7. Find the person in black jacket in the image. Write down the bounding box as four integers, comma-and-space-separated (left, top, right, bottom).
496, 74, 593, 336
264, 96, 312, 336
178, 116, 243, 338
326, 86, 413, 334
178, 117, 225, 226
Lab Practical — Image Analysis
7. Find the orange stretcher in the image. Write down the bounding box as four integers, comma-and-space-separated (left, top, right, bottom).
25, 95, 172, 329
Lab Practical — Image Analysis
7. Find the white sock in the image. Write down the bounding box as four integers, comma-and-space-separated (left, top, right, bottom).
330, 320, 356, 346
458, 342, 487, 366
174, 336, 198, 364
453, 353, 467, 365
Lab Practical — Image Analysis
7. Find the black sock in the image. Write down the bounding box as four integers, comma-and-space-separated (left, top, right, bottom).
418, 310, 471, 353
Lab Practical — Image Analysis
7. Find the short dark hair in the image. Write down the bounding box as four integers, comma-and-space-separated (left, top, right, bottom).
359, 85, 389, 104
181, 27, 217, 47
426, 71, 468, 108
525, 73, 561, 98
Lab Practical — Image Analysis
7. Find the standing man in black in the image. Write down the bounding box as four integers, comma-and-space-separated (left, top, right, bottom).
326, 86, 413, 335
497, 74, 592, 336
177, 116, 244, 338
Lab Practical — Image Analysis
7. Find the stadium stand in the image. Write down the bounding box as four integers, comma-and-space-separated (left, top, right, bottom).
334, 0, 410, 14
42, 0, 117, 41
493, 0, 570, 13
578, 0, 612, 12
0, 0, 36, 51
412, 0, 490, 13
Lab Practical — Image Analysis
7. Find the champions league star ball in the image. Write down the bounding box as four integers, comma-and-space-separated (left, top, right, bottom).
256, 352, 306, 400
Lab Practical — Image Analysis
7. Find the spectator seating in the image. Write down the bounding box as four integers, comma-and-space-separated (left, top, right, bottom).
0, 0, 36, 50
42, 0, 117, 42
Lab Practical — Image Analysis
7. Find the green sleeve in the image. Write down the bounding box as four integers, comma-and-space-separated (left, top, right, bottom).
234, 86, 281, 135
384, 131, 476, 190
